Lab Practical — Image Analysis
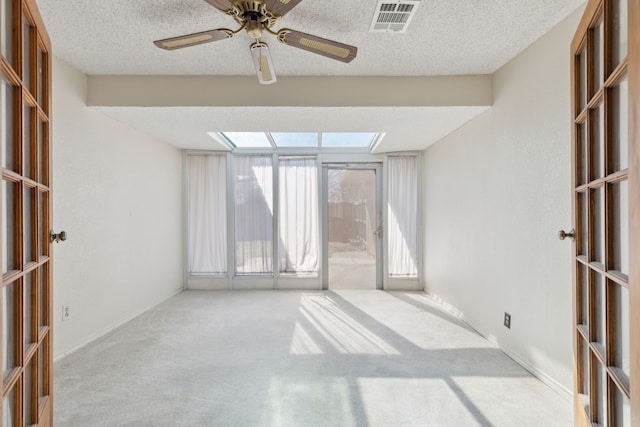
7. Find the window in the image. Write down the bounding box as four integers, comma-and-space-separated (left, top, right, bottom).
234, 156, 274, 274
388, 156, 418, 277
188, 155, 227, 274
279, 157, 319, 274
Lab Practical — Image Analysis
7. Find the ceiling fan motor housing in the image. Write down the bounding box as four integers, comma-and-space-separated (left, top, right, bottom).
232, 1, 278, 28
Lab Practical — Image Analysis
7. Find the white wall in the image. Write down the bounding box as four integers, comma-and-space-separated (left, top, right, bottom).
422, 7, 584, 394
52, 58, 183, 359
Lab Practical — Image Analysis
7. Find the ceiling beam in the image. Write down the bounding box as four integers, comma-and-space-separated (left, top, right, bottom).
87, 75, 493, 108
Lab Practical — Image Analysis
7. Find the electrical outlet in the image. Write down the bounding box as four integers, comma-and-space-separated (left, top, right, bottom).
62, 305, 70, 322
504, 312, 511, 329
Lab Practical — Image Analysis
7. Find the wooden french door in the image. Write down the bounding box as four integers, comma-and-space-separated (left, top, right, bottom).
570, 0, 638, 425
1, 0, 53, 426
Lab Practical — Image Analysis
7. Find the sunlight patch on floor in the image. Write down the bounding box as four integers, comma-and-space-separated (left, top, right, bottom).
357, 377, 483, 426
289, 322, 324, 355
261, 376, 357, 427
332, 291, 491, 351
296, 294, 399, 355
450, 376, 573, 427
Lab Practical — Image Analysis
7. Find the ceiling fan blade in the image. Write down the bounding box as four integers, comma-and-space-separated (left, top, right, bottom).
277, 29, 357, 63
154, 29, 234, 51
202, 0, 235, 12
263, 0, 305, 17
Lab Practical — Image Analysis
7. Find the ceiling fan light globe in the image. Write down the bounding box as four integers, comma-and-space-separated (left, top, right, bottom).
250, 41, 278, 85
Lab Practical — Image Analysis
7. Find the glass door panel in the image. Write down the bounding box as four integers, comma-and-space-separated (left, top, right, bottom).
325, 167, 380, 290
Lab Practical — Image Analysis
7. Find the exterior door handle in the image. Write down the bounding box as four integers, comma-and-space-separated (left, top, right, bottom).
373, 226, 383, 238
50, 230, 68, 243
558, 229, 575, 241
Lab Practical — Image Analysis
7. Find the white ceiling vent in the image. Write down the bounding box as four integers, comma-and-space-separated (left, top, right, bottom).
370, 0, 421, 33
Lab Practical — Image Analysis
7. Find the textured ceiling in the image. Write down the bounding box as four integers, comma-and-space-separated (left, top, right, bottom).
37, 0, 584, 76
37, 0, 585, 151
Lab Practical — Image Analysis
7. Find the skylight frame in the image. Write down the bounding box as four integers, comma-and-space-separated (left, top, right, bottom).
215, 132, 385, 153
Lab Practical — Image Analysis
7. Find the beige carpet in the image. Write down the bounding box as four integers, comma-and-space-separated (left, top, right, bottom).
54, 291, 573, 426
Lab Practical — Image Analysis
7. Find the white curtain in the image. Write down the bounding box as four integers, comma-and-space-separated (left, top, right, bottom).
279, 157, 319, 273
235, 156, 273, 274
188, 155, 228, 274
388, 156, 418, 276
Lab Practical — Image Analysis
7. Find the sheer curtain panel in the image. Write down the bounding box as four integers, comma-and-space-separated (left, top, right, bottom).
388, 156, 418, 276
279, 157, 319, 274
235, 156, 274, 274
188, 155, 227, 274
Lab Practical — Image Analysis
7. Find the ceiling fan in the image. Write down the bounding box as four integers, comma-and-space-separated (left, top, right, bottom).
154, 0, 358, 85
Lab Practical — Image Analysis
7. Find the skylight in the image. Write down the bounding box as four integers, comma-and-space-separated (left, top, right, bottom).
271, 132, 317, 147
322, 132, 378, 148
222, 132, 272, 148
217, 132, 383, 150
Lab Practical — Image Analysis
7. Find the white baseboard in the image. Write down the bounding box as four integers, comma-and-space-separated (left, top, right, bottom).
484, 335, 572, 400
425, 290, 572, 401
54, 288, 183, 362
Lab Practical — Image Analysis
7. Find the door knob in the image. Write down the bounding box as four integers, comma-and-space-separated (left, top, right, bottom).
50, 230, 67, 243
373, 226, 383, 238
558, 229, 575, 241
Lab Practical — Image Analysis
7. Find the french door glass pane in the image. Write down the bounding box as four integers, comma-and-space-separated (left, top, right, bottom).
37, 191, 44, 258
3, 179, 17, 274
37, 48, 46, 107
612, 0, 628, 67
22, 16, 33, 93
615, 387, 631, 426
579, 337, 590, 395
37, 46, 42, 104
593, 272, 606, 347
578, 192, 587, 256
594, 360, 607, 424
610, 180, 629, 275
38, 265, 46, 328
591, 188, 605, 264
24, 359, 34, 425
234, 156, 273, 274
2, 281, 16, 378
37, 120, 46, 184
3, 387, 16, 427
38, 345, 44, 402
1, 79, 16, 171
24, 272, 34, 350
578, 263, 589, 325
579, 50, 587, 111
24, 187, 34, 264
591, 104, 605, 180
592, 18, 604, 94
327, 169, 377, 290
1, 0, 15, 66
278, 157, 318, 274
611, 75, 629, 172
23, 103, 32, 178
578, 121, 588, 185
614, 283, 630, 378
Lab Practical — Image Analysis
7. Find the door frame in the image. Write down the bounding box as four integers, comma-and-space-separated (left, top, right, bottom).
628, 0, 639, 424
321, 162, 383, 290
